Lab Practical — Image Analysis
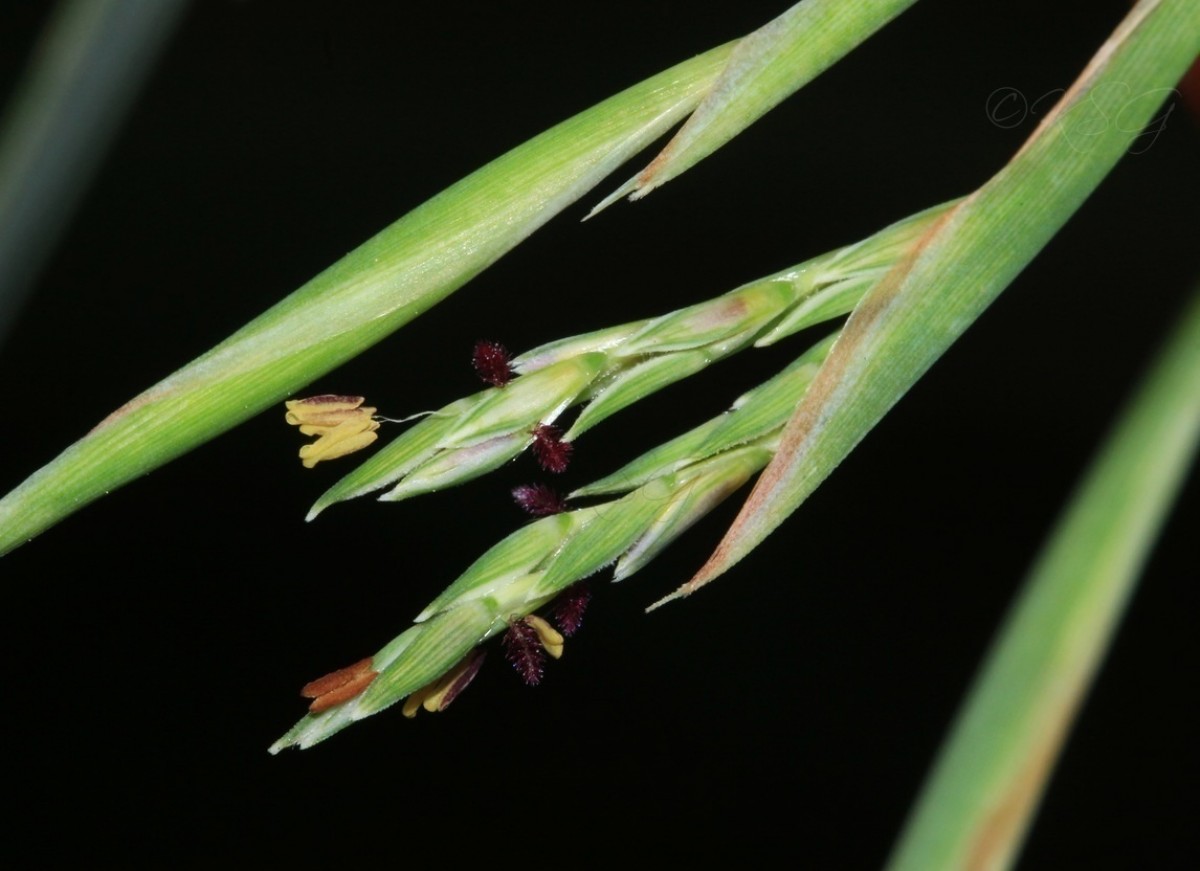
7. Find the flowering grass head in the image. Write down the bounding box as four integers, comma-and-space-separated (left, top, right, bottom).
270, 330, 836, 751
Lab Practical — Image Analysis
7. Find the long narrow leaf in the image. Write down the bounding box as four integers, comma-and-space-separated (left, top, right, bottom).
0, 41, 736, 556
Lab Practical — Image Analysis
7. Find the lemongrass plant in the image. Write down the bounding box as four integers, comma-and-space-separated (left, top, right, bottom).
1, 0, 1196, 866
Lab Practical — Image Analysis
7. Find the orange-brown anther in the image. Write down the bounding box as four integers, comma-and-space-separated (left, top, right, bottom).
301, 657, 378, 713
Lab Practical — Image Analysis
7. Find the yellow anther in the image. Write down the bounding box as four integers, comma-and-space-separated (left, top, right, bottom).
525, 614, 565, 659
286, 395, 380, 467
401, 650, 486, 718
295, 408, 377, 437
422, 683, 454, 712
298, 416, 380, 468
402, 686, 432, 719
285, 394, 373, 428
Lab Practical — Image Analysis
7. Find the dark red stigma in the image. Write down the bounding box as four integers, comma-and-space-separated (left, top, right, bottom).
531, 424, 573, 473
552, 582, 592, 637
512, 483, 568, 516
472, 340, 514, 387
502, 618, 546, 686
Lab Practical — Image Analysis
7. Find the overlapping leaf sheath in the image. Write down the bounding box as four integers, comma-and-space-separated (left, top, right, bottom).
590, 0, 921, 212
309, 201, 954, 518
271, 331, 836, 751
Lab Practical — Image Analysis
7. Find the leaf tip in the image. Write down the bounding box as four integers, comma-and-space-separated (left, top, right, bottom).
584, 175, 639, 221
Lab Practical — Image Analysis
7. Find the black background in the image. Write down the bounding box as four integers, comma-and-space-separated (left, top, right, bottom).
1, 1, 1196, 865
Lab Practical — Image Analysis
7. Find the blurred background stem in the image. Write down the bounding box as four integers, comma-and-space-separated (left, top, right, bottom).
886, 281, 1200, 870
0, 0, 188, 345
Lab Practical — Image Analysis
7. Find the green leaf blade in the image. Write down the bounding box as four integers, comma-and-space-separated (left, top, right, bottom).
0, 40, 738, 556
